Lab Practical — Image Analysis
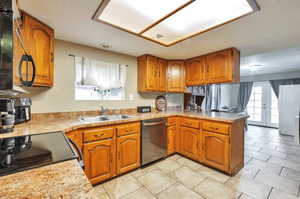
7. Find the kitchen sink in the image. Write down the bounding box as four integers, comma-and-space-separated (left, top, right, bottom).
79, 114, 135, 123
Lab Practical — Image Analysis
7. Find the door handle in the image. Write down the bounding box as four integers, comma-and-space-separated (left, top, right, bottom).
143, 121, 165, 126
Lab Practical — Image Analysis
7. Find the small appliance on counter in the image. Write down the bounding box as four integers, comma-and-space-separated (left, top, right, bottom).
0, 98, 15, 134
0, 132, 79, 176
13, 97, 31, 124
137, 106, 151, 113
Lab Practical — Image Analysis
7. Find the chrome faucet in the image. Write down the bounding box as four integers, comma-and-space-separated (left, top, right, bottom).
99, 106, 108, 115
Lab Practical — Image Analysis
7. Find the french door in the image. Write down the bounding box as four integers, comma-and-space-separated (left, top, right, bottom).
247, 82, 279, 128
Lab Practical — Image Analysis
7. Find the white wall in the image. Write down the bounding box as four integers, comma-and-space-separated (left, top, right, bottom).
25, 40, 183, 113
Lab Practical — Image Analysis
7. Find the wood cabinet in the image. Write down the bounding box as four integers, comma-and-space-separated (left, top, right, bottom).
167, 61, 185, 92
117, 133, 140, 174
205, 48, 240, 84
179, 127, 201, 161
137, 55, 166, 92
185, 57, 206, 86
84, 138, 116, 184
65, 130, 82, 151
202, 131, 229, 172
17, 12, 54, 87
158, 59, 167, 91
167, 125, 176, 155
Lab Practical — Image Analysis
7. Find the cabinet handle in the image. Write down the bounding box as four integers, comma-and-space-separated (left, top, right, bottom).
51, 53, 54, 62
94, 133, 104, 138
210, 127, 219, 131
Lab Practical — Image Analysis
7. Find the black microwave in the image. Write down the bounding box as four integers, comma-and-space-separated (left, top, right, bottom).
0, 0, 35, 95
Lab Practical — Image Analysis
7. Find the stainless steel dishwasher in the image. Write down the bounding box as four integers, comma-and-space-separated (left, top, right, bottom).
141, 118, 167, 166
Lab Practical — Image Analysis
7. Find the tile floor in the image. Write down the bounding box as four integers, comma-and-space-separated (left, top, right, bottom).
91, 125, 300, 199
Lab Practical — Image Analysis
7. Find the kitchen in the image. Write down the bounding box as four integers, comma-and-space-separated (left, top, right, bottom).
1, 0, 300, 199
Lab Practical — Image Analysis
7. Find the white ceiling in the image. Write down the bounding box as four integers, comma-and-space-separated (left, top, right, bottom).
19, 0, 300, 76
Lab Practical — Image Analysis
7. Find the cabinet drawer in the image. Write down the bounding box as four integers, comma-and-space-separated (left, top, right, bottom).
167, 117, 177, 126
117, 122, 140, 136
181, 118, 200, 129
203, 121, 230, 135
83, 127, 115, 143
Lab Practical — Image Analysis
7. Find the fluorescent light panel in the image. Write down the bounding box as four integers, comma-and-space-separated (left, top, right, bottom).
96, 0, 258, 46
99, 0, 192, 33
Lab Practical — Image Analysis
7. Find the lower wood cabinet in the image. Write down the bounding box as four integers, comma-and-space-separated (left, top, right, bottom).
179, 127, 201, 161
202, 131, 229, 172
84, 138, 116, 184
65, 130, 82, 151
167, 125, 176, 155
117, 133, 140, 174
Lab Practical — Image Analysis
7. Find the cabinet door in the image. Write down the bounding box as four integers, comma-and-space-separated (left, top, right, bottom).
66, 130, 82, 151
84, 139, 116, 184
180, 127, 201, 161
167, 125, 176, 155
117, 134, 140, 175
167, 61, 185, 92
185, 57, 206, 86
205, 50, 233, 84
158, 59, 167, 92
146, 56, 158, 90
202, 131, 229, 172
24, 13, 54, 87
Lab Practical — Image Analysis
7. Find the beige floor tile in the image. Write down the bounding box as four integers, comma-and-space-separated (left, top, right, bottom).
281, 167, 300, 183
268, 156, 300, 171
169, 166, 206, 188
131, 164, 158, 178
225, 176, 271, 199
245, 159, 282, 175
176, 157, 201, 170
157, 183, 203, 199
238, 193, 255, 199
137, 169, 176, 194
268, 188, 300, 199
233, 166, 259, 180
196, 164, 230, 183
103, 175, 142, 199
167, 154, 182, 161
194, 178, 241, 199
255, 171, 299, 196
245, 151, 271, 162
92, 184, 107, 195
156, 159, 182, 173
121, 187, 156, 199
244, 156, 252, 164
98, 193, 111, 199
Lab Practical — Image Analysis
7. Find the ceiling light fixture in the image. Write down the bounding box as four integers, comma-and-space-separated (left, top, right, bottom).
93, 0, 259, 46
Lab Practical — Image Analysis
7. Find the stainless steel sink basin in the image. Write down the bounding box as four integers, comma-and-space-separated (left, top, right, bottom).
79, 114, 135, 123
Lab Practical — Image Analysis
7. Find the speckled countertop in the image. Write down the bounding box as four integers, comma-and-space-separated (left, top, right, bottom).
0, 160, 96, 199
0, 111, 248, 139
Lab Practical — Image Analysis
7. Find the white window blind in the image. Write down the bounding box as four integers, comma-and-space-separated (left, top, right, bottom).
75, 56, 127, 100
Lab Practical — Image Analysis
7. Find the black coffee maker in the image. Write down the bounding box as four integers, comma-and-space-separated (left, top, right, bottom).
13, 97, 31, 124
0, 98, 15, 134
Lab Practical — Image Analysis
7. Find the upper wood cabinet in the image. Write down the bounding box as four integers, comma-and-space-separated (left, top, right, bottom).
205, 48, 240, 84
158, 59, 167, 91
16, 12, 54, 87
202, 131, 229, 172
185, 57, 206, 86
83, 138, 116, 184
117, 133, 140, 174
167, 61, 185, 92
137, 55, 166, 92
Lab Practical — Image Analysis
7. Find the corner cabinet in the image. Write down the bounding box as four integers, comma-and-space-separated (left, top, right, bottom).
167, 61, 185, 92
205, 48, 240, 84
137, 55, 166, 92
16, 12, 54, 87
84, 138, 116, 184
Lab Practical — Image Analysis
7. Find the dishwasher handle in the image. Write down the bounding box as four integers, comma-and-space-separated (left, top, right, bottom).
143, 121, 165, 126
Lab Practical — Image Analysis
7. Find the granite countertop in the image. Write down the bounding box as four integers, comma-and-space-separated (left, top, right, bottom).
0, 111, 248, 139
0, 160, 97, 199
